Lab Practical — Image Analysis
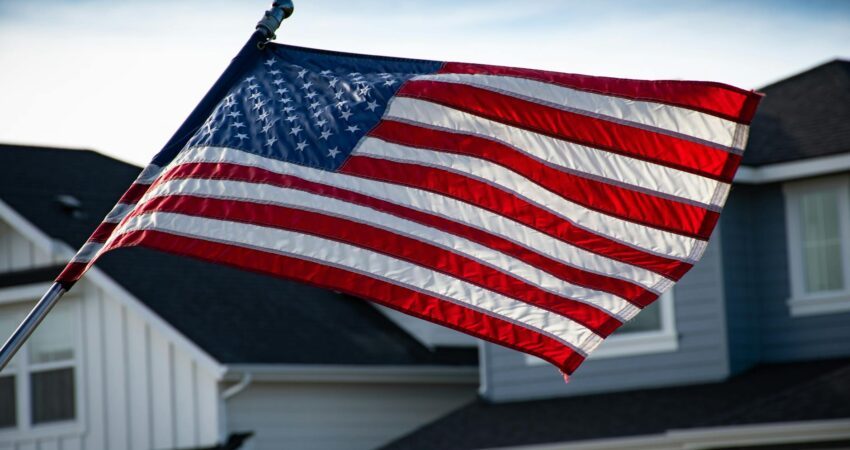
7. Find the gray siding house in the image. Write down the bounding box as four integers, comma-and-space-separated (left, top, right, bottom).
384, 60, 850, 449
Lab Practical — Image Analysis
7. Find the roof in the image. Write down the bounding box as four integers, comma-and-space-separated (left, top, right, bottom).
381, 358, 850, 450
0, 143, 476, 367
743, 59, 850, 166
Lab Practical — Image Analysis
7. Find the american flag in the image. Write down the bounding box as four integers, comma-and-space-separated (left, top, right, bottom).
57, 44, 761, 375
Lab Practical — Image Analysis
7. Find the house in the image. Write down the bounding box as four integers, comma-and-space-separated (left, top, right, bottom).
381, 59, 850, 449
0, 145, 479, 449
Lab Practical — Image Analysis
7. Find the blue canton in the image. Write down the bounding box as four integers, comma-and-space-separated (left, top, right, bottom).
184, 45, 442, 171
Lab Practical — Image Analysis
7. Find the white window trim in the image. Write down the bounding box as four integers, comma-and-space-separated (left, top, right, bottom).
526, 290, 677, 366
783, 175, 850, 317
0, 288, 85, 441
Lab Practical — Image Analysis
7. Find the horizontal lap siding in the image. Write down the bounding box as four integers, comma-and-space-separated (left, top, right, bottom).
226, 382, 476, 450
485, 233, 729, 401
732, 182, 850, 364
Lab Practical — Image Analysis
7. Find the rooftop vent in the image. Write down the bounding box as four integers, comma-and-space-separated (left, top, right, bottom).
54, 195, 85, 219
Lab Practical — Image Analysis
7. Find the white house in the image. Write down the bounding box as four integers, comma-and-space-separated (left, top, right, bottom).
0, 144, 478, 450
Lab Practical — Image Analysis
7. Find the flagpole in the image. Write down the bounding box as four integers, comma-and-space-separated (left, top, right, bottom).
0, 0, 295, 373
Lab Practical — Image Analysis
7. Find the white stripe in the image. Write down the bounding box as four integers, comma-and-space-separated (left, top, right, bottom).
163, 146, 674, 291
355, 137, 701, 260
384, 97, 728, 209
143, 177, 641, 320
71, 242, 104, 263
104, 203, 135, 223
135, 164, 163, 184
414, 73, 744, 150
112, 211, 604, 355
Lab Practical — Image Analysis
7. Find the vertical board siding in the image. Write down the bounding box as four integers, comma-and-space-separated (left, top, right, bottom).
484, 234, 730, 402
102, 295, 129, 450
125, 311, 152, 450
173, 352, 198, 448
226, 382, 476, 450
150, 332, 176, 449
0, 219, 51, 272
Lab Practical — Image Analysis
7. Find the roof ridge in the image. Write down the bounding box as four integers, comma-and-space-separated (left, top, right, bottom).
759, 58, 850, 90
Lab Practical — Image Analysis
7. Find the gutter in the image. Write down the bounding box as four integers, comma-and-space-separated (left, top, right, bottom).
734, 152, 850, 184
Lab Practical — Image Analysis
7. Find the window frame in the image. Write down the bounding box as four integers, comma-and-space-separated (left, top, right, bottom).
0, 284, 85, 441
783, 175, 850, 317
526, 290, 678, 365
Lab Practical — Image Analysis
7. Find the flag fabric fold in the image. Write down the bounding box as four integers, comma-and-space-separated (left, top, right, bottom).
56, 42, 762, 375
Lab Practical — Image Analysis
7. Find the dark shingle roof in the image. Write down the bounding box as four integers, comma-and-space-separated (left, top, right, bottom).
0, 144, 475, 366
743, 59, 850, 166
381, 358, 850, 450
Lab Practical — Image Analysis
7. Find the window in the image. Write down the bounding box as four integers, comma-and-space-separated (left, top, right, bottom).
527, 290, 677, 365
784, 175, 850, 316
0, 298, 78, 434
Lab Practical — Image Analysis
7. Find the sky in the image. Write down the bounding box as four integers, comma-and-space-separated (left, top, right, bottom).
0, 0, 848, 166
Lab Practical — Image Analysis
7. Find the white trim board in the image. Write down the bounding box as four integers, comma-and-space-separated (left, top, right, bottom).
735, 152, 850, 184
223, 364, 478, 384
0, 198, 227, 379
487, 418, 850, 450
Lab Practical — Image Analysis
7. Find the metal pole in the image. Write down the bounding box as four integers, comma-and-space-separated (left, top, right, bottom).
0, 283, 65, 371
0, 0, 295, 373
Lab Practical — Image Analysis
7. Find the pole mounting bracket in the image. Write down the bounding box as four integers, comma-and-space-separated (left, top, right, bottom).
256, 0, 295, 49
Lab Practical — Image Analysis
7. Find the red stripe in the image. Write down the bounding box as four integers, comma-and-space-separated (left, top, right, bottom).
55, 262, 87, 287
369, 120, 720, 238
439, 62, 762, 124
341, 155, 696, 275
130, 194, 623, 336
117, 182, 150, 205
105, 229, 586, 374
397, 80, 741, 182
89, 222, 119, 243
159, 162, 665, 305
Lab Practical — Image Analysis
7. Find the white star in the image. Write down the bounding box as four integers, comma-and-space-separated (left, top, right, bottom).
235, 133, 248, 141
312, 109, 323, 118
339, 110, 353, 120
269, 69, 281, 75
283, 106, 295, 113
249, 91, 262, 100
305, 91, 318, 99
252, 100, 266, 111
383, 79, 397, 86
228, 111, 242, 118
309, 101, 321, 109
358, 86, 371, 96
206, 125, 219, 136
257, 110, 270, 121
285, 115, 298, 122
289, 125, 303, 136
272, 79, 285, 86
365, 100, 379, 112
264, 58, 276, 66
379, 73, 393, 79
276, 88, 289, 95
302, 81, 313, 90
329, 78, 338, 88
320, 69, 333, 76
346, 125, 360, 133
265, 136, 278, 147
327, 147, 340, 158
320, 129, 332, 140
316, 118, 328, 127
335, 101, 348, 110
231, 121, 246, 128
297, 69, 308, 79
295, 141, 308, 151
262, 122, 273, 133
245, 76, 256, 83
248, 83, 259, 90
334, 91, 345, 100
280, 97, 292, 104
349, 72, 361, 76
